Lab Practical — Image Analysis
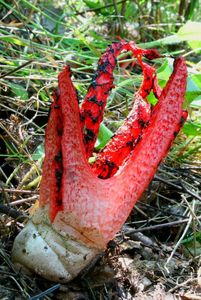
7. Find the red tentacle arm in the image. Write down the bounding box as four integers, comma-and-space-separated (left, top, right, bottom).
80, 42, 160, 159
12, 45, 187, 283
80, 41, 130, 158
101, 57, 187, 240
39, 89, 63, 221
92, 57, 159, 179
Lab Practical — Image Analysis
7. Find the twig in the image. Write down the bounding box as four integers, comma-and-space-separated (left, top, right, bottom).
137, 199, 186, 218
75, 0, 127, 15
164, 213, 193, 272
0, 1, 43, 44
181, 195, 201, 226
29, 284, 60, 300
0, 60, 34, 79
168, 277, 197, 293
0, 188, 37, 194
0, 204, 27, 222
10, 195, 38, 206
155, 175, 201, 201
122, 215, 201, 235
113, 0, 123, 35
178, 166, 201, 170
0, 104, 43, 131
181, 181, 201, 202
154, 175, 182, 190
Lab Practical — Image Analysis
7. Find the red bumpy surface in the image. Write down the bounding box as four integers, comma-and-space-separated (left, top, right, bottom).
39, 41, 187, 238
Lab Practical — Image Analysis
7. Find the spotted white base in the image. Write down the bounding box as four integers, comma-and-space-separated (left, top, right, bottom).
12, 210, 102, 282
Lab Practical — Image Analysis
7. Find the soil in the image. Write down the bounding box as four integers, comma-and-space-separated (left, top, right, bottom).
1, 162, 201, 299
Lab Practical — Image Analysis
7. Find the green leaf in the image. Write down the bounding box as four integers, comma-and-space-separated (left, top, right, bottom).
182, 232, 201, 256
83, 0, 100, 9
7, 82, 29, 100
147, 91, 158, 105
191, 74, 201, 89
156, 59, 172, 88
178, 21, 201, 51
188, 41, 201, 51
158, 34, 181, 45
183, 122, 201, 136
138, 34, 181, 48
157, 61, 201, 104
185, 75, 201, 104
185, 91, 201, 103
178, 21, 201, 41
190, 97, 201, 108
95, 123, 113, 150
32, 144, 44, 161
125, 2, 137, 19
0, 36, 28, 46
184, 0, 199, 20
157, 59, 172, 81
185, 76, 201, 104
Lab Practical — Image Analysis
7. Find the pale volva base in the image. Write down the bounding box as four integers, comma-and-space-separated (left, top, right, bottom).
11, 219, 101, 282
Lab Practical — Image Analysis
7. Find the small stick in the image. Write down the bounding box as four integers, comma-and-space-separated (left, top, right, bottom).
10, 195, 38, 206
0, 188, 37, 194
154, 175, 183, 190
0, 204, 27, 222
0, 60, 34, 79
123, 215, 201, 235
164, 213, 192, 271
181, 181, 201, 202
168, 278, 197, 293
29, 284, 60, 300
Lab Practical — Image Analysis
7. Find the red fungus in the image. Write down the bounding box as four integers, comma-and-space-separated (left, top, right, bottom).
12, 42, 187, 282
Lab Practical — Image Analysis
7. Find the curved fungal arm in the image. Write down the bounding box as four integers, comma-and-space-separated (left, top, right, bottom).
40, 67, 95, 221
92, 58, 159, 179
103, 57, 187, 241
80, 41, 161, 159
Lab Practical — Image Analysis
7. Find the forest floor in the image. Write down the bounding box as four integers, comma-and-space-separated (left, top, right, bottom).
0, 2, 201, 299
0, 163, 201, 299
